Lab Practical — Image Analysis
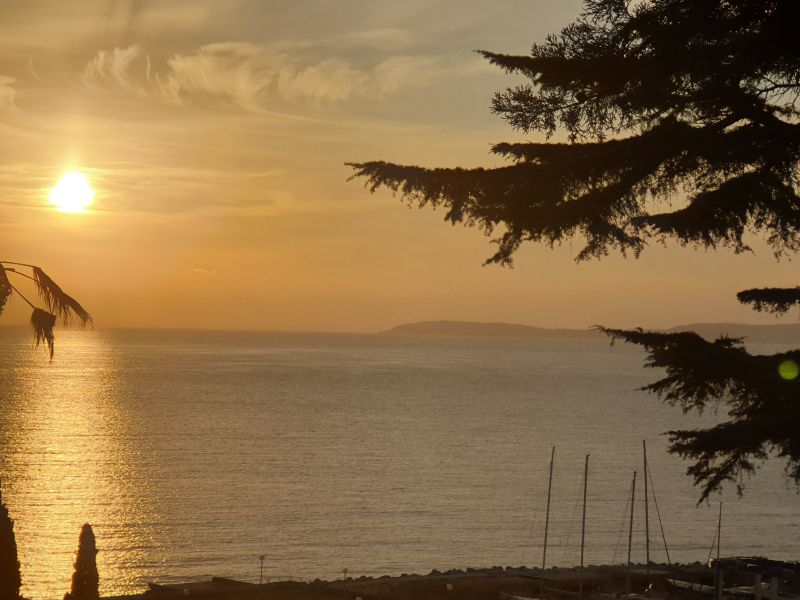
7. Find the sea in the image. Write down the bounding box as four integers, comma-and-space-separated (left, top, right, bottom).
0, 326, 798, 599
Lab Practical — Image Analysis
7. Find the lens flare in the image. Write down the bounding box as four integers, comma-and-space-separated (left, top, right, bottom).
778, 359, 799, 380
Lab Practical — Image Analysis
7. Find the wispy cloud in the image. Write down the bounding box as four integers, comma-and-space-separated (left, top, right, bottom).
26, 57, 45, 83
0, 76, 18, 111
83, 45, 144, 93
276, 57, 369, 105
372, 55, 444, 98
82, 41, 474, 112
154, 42, 279, 110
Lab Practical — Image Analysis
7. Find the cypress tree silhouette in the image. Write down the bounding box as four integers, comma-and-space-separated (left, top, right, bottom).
65, 524, 99, 600
0, 483, 22, 600
349, 0, 800, 500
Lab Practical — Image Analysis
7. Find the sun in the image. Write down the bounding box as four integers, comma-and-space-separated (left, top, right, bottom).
49, 172, 94, 213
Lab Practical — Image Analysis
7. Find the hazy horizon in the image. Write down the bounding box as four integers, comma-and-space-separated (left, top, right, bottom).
4, 316, 800, 338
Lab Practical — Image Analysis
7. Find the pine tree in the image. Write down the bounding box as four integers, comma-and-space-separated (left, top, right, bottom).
65, 524, 99, 600
348, 0, 800, 500
0, 484, 22, 600
597, 326, 800, 501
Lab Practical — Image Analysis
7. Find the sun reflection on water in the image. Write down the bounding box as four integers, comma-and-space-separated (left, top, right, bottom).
0, 329, 156, 599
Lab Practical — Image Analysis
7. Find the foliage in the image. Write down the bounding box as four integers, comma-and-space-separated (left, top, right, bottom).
600, 327, 800, 502
32, 268, 91, 326
737, 286, 800, 315
65, 524, 99, 600
348, 0, 800, 499
348, 0, 800, 265
0, 262, 91, 359
0, 268, 10, 317
0, 485, 22, 600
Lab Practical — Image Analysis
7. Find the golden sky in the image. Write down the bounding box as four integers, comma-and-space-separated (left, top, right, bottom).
1, 0, 798, 332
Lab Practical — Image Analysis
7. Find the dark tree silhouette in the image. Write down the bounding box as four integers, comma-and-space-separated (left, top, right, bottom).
0, 485, 22, 600
65, 524, 99, 600
0, 262, 91, 359
349, 0, 800, 500
598, 327, 800, 501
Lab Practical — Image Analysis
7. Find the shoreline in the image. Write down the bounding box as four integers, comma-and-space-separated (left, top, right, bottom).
104, 562, 710, 600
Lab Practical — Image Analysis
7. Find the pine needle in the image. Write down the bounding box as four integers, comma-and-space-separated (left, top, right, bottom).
30, 308, 56, 360
32, 267, 92, 327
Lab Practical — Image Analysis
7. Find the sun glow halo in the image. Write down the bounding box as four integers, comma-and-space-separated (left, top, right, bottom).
49, 172, 94, 213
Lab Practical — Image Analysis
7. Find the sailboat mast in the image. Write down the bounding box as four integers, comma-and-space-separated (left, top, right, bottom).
541, 446, 555, 599
627, 470, 637, 593
715, 503, 723, 600
579, 454, 589, 600
717, 502, 722, 561
643, 440, 650, 577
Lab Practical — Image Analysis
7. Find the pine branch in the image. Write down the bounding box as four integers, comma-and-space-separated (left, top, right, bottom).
737, 286, 800, 315
598, 326, 800, 502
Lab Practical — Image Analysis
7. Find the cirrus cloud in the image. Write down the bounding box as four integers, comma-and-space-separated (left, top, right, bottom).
0, 76, 18, 111
82, 41, 477, 112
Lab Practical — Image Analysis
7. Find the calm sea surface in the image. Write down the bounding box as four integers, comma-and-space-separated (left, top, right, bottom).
0, 327, 798, 599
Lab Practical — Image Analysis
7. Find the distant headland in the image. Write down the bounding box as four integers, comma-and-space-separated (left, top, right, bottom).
382, 319, 800, 343
382, 320, 594, 338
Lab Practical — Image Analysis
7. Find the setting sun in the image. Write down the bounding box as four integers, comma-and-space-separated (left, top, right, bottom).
49, 172, 94, 213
